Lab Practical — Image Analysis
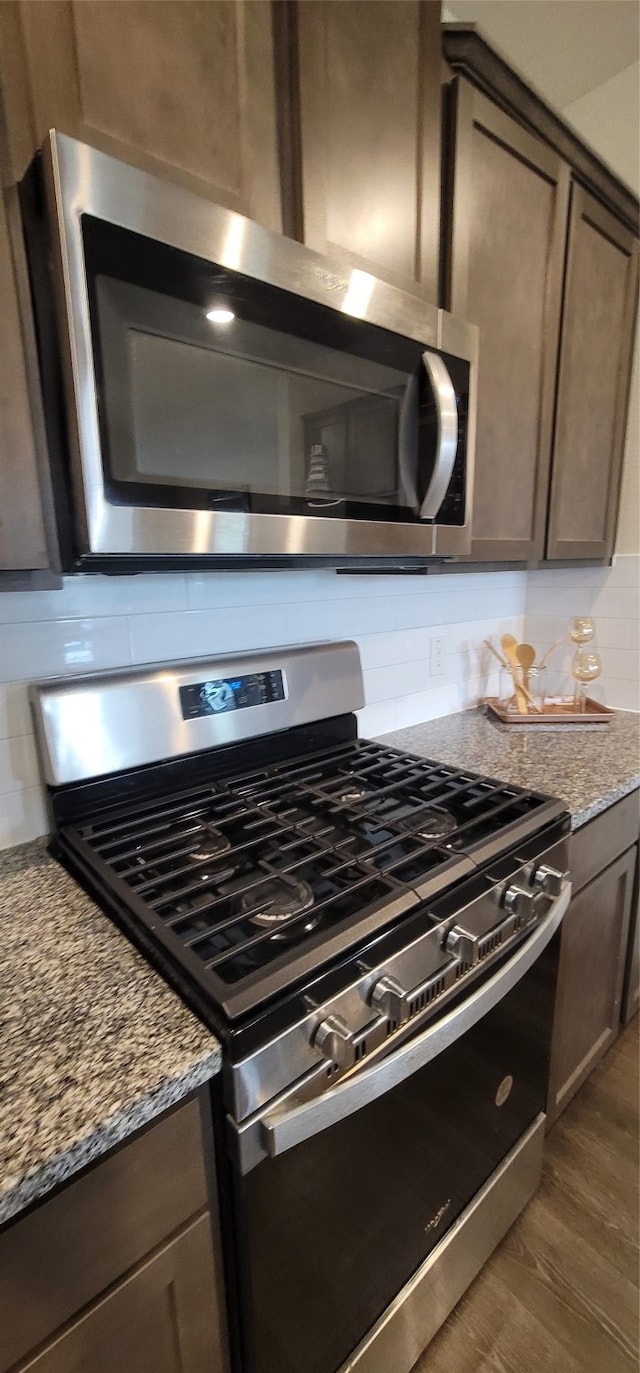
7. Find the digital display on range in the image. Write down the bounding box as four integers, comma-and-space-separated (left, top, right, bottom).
179, 670, 286, 720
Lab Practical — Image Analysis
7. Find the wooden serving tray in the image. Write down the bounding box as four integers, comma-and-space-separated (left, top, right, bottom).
485, 697, 614, 726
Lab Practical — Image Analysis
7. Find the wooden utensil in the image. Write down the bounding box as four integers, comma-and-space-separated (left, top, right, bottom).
483, 638, 509, 669
515, 642, 544, 711
485, 637, 541, 713
501, 634, 528, 715
516, 642, 536, 692
485, 637, 537, 711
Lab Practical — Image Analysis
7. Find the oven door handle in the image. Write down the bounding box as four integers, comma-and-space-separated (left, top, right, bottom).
249, 881, 570, 1169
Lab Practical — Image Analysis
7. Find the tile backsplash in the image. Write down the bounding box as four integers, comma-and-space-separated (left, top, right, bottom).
0, 567, 525, 849
523, 554, 640, 712
2, 555, 636, 852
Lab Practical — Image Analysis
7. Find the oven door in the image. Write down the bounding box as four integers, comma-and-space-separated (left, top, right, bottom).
37, 131, 476, 565
225, 885, 568, 1373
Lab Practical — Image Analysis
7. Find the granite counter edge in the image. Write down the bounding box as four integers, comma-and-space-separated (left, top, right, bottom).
0, 1045, 221, 1227
571, 775, 640, 830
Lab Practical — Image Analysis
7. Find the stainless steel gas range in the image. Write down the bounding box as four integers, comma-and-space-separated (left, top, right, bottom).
30, 642, 570, 1373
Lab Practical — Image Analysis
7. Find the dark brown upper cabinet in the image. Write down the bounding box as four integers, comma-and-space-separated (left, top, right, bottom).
0, 0, 282, 231
445, 77, 570, 562
442, 24, 639, 237
0, 86, 60, 583
443, 25, 640, 567
546, 187, 639, 562
279, 0, 442, 303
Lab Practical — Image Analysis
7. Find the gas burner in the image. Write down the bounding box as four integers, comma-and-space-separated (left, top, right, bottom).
188, 823, 232, 863
415, 809, 458, 842
335, 781, 369, 805
242, 876, 318, 939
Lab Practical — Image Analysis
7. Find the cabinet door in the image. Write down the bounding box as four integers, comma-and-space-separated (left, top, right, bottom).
621, 845, 639, 1025
0, 1098, 210, 1372
292, 0, 441, 301
1, 0, 281, 230
446, 78, 570, 561
0, 100, 58, 574
546, 186, 638, 561
547, 845, 636, 1126
19, 1216, 226, 1373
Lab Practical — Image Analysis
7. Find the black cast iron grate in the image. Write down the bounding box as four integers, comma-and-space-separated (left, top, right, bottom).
61, 739, 553, 1010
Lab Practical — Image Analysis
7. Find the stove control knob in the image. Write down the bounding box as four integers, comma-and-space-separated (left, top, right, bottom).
532, 864, 568, 898
503, 883, 536, 921
444, 926, 480, 966
313, 1014, 355, 1070
369, 974, 410, 1026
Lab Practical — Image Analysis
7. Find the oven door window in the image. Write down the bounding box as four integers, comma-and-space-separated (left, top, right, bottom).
82, 215, 467, 525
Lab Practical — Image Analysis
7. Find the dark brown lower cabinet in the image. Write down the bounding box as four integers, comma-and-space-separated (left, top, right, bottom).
0, 1093, 229, 1373
621, 855, 640, 1025
547, 810, 638, 1126
19, 1216, 221, 1373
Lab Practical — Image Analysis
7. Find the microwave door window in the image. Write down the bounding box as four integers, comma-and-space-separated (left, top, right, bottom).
128, 332, 281, 495
123, 331, 404, 507
96, 277, 408, 511
84, 217, 426, 521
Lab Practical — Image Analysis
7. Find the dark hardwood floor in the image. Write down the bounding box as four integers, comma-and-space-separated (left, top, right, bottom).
413, 1018, 639, 1373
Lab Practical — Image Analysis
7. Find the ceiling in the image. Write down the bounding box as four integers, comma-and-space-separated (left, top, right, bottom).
443, 0, 640, 109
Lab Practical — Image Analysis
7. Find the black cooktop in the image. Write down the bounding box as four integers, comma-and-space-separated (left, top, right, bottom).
55, 737, 565, 1022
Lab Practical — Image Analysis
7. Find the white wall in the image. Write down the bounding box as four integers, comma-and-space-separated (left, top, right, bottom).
0, 567, 525, 849
562, 60, 640, 196
523, 553, 639, 713
443, 3, 640, 117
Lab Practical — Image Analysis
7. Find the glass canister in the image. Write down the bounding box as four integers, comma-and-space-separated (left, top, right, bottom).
498, 666, 547, 718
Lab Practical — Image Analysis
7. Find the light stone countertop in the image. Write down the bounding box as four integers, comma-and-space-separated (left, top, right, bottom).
0, 840, 220, 1227
377, 706, 640, 829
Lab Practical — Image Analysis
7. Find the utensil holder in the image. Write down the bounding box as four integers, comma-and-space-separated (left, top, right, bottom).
498, 666, 547, 717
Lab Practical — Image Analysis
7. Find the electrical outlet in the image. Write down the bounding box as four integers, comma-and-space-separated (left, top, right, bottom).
429, 636, 446, 677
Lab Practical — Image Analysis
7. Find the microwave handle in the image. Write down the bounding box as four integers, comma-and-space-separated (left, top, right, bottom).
419, 352, 459, 519
246, 879, 570, 1167
397, 353, 459, 520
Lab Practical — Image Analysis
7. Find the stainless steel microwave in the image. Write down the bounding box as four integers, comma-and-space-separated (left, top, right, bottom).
22, 131, 478, 570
